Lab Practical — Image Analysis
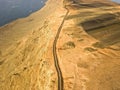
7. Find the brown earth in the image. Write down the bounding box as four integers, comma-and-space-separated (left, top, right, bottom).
0, 0, 120, 90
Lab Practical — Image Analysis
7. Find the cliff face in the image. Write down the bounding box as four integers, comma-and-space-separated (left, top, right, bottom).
0, 0, 120, 90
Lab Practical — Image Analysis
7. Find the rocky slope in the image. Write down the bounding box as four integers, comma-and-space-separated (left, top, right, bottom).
0, 0, 120, 90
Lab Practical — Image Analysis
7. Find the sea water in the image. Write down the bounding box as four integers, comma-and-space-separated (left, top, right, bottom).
0, 0, 46, 26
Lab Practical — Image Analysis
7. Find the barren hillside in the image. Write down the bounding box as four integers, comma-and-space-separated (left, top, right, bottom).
0, 0, 120, 90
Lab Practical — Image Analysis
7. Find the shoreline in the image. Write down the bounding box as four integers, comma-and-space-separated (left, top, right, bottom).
0, 0, 48, 28
0, 0, 57, 52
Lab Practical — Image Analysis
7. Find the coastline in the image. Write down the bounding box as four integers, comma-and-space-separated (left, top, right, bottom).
0, 0, 59, 53
0, 0, 48, 28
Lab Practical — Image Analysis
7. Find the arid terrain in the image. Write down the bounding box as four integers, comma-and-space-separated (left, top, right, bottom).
0, 0, 120, 90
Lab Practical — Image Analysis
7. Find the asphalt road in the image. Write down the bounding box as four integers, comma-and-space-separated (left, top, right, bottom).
53, 6, 69, 90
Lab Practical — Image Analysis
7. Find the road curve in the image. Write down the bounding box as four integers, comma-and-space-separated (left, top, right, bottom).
53, 6, 69, 90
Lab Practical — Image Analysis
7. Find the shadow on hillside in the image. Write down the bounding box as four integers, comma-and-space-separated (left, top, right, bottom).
80, 13, 120, 47
65, 1, 114, 9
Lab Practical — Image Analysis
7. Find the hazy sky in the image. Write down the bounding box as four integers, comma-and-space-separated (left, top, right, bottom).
112, 0, 120, 3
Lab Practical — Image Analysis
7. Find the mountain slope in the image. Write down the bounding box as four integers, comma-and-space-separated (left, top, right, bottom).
0, 0, 66, 90
0, 0, 120, 90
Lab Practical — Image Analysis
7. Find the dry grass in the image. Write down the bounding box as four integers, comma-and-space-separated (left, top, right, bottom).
92, 42, 105, 49
78, 39, 84, 42
0, 60, 4, 65
61, 41, 76, 50
77, 62, 89, 68
0, 50, 2, 56
84, 47, 97, 52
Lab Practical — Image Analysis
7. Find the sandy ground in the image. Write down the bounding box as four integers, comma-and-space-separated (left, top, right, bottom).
0, 0, 66, 90
0, 0, 63, 53
57, 1, 120, 89
0, 0, 120, 90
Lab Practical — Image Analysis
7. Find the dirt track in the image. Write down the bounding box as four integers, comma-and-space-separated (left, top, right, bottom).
53, 5, 69, 90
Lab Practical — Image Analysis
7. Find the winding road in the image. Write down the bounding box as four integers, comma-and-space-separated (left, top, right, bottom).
53, 6, 69, 90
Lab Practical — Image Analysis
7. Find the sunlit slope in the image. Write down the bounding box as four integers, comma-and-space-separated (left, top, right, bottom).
57, 0, 120, 90
0, 0, 66, 90
0, 0, 120, 90
0, 0, 61, 53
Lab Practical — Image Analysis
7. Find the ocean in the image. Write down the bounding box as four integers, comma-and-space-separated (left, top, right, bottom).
0, 0, 46, 26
